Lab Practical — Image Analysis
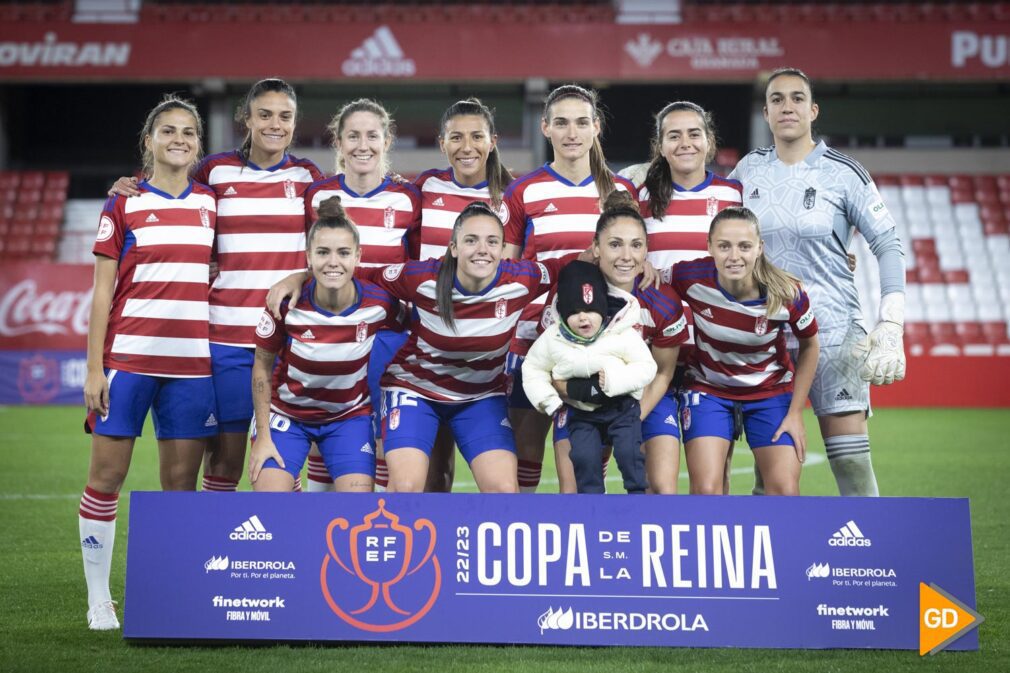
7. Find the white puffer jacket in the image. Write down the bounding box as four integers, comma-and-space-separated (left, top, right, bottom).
522, 286, 658, 415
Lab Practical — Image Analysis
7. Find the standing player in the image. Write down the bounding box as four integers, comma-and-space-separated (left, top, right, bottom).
248, 198, 404, 492
300, 100, 421, 492
672, 207, 820, 496
80, 96, 216, 630
638, 101, 742, 493
504, 84, 635, 493
109, 79, 324, 493
730, 67, 906, 496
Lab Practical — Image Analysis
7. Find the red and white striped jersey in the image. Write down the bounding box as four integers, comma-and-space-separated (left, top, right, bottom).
503, 165, 635, 353
668, 257, 818, 400
639, 172, 743, 270
631, 280, 689, 350
254, 279, 405, 423
194, 151, 324, 347
416, 168, 507, 261
305, 175, 422, 266
93, 181, 216, 378
366, 258, 560, 403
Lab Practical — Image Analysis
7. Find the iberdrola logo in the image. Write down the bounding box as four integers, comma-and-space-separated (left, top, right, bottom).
320, 498, 441, 632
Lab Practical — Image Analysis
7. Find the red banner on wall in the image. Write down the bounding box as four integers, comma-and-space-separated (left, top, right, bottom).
0, 262, 92, 350
0, 21, 1006, 82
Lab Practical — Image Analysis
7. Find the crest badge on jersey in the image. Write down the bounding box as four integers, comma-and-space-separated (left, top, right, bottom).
803, 187, 817, 210
582, 283, 593, 305
556, 407, 568, 429
495, 298, 507, 320
388, 408, 400, 431
682, 406, 691, 431
256, 312, 276, 338
96, 215, 114, 242
356, 321, 368, 343
755, 315, 768, 336
497, 201, 510, 225
383, 263, 404, 281
199, 206, 210, 228
706, 197, 719, 217
284, 179, 296, 199
383, 206, 395, 229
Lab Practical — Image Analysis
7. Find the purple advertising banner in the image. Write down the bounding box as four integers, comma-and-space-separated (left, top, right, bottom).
0, 350, 88, 405
124, 493, 977, 650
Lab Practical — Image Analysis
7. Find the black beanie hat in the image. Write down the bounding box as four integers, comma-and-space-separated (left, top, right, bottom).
556, 260, 608, 322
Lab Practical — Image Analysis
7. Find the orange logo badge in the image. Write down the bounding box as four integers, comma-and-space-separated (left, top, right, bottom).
919, 582, 983, 655
320, 499, 441, 632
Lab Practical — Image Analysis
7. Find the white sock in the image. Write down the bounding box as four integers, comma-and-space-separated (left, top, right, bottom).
306, 454, 335, 492
825, 434, 878, 497
79, 486, 118, 607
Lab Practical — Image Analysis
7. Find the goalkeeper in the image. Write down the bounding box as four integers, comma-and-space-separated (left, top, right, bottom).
730, 67, 905, 497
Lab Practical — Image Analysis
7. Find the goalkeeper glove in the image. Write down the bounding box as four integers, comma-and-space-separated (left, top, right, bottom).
852, 292, 906, 385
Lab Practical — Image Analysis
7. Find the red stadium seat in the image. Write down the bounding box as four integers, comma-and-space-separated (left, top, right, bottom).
44, 171, 69, 192
924, 175, 948, 187
911, 238, 937, 257
10, 221, 34, 237
42, 189, 67, 205
0, 188, 16, 205
982, 321, 1010, 345
974, 175, 998, 191
983, 220, 1009, 236
13, 204, 38, 220
0, 171, 18, 190
875, 175, 899, 187
975, 189, 1000, 205
997, 175, 1010, 191
950, 187, 975, 204
943, 270, 970, 284
30, 238, 56, 258
929, 322, 958, 345
948, 175, 974, 191
19, 171, 44, 190
16, 189, 42, 205
980, 204, 1006, 224
899, 175, 925, 186
916, 265, 943, 284
956, 322, 985, 345
0, 221, 8, 238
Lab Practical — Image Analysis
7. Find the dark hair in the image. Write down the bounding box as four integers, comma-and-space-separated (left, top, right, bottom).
139, 94, 203, 178
765, 67, 814, 101
235, 78, 298, 162
308, 196, 360, 250
708, 206, 799, 317
594, 190, 647, 242
543, 84, 616, 206
327, 99, 395, 175
644, 101, 718, 221
440, 97, 513, 209
436, 201, 504, 330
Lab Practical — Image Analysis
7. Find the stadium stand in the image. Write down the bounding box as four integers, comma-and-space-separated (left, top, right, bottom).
0, 170, 68, 261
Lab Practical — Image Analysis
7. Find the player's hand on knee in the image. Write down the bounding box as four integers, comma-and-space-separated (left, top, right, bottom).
83, 370, 109, 416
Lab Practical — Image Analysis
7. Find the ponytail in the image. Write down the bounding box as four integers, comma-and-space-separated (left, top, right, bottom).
709, 207, 799, 317
588, 137, 616, 207
439, 97, 513, 209
544, 84, 615, 208
435, 201, 504, 331
645, 101, 718, 221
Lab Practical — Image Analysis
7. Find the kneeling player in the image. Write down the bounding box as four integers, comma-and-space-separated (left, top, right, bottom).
670, 208, 819, 495
247, 198, 404, 492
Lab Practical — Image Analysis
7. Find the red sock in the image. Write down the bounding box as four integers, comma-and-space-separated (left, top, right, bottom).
79, 485, 118, 521
374, 458, 389, 488
292, 476, 302, 492
201, 475, 239, 492
517, 459, 542, 490
306, 454, 331, 484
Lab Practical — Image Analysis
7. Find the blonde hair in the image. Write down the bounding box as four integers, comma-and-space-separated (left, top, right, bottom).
326, 99, 395, 176
709, 207, 800, 317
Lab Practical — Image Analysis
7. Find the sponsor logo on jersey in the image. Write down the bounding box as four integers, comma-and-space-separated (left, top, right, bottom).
495, 297, 508, 320
356, 321, 368, 343
829, 520, 871, 547
582, 283, 594, 304
500, 417, 512, 429
255, 312, 275, 339
341, 26, 416, 78
749, 188, 760, 200
230, 515, 273, 541
497, 201, 510, 225
223, 186, 238, 196
869, 199, 889, 221
835, 388, 852, 402
360, 443, 374, 455
383, 206, 395, 229
96, 215, 115, 242
803, 187, 817, 210
699, 307, 714, 319
544, 202, 558, 213
624, 33, 663, 68
145, 213, 159, 223
754, 315, 768, 336
537, 262, 550, 286
205, 413, 217, 427
383, 263, 404, 281
301, 329, 315, 340
432, 197, 445, 207
663, 315, 687, 337
664, 414, 677, 427
199, 206, 210, 228
796, 308, 814, 331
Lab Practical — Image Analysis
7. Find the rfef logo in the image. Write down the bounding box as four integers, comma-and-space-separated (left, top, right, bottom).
320, 498, 441, 632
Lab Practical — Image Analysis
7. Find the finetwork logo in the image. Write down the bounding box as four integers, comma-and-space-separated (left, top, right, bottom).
342, 26, 416, 77
537, 607, 708, 634
829, 520, 871, 547
230, 515, 273, 541
206, 555, 229, 572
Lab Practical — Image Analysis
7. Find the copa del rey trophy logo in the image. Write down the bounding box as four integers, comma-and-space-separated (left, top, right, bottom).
320, 499, 441, 632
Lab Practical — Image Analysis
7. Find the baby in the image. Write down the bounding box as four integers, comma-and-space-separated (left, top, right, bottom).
522, 261, 657, 494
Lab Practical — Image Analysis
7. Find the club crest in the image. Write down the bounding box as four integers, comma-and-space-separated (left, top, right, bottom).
682, 406, 691, 431
284, 179, 296, 199
706, 197, 719, 217
199, 206, 210, 228
389, 408, 400, 431
582, 283, 593, 305
384, 206, 395, 229
803, 187, 816, 210
356, 321, 368, 343
755, 315, 768, 336
495, 298, 508, 319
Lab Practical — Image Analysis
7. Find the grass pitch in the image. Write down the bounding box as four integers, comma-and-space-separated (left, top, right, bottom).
0, 406, 1008, 672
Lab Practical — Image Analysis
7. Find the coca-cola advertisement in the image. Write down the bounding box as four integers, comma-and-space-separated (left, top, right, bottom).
1, 262, 91, 404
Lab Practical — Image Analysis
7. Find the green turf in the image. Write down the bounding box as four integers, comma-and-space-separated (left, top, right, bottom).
1, 406, 1008, 672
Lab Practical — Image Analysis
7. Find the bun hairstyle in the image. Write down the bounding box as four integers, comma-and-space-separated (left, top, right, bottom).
543, 84, 616, 207
235, 78, 298, 164
327, 98, 395, 175
440, 97, 513, 209
436, 201, 503, 330
644, 101, 718, 221
594, 189, 647, 241
308, 196, 360, 249
708, 207, 800, 317
139, 94, 203, 178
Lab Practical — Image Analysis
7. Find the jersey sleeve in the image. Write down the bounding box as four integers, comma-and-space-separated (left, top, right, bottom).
92, 196, 126, 260
845, 171, 898, 242
192, 157, 212, 185
504, 184, 527, 248
254, 301, 289, 353
361, 261, 417, 303
404, 185, 423, 260
303, 184, 320, 233
788, 287, 818, 339
534, 252, 580, 293
646, 285, 689, 349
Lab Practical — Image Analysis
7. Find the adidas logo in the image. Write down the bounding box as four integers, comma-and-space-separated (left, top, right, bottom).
699, 308, 714, 318
205, 555, 229, 572
230, 515, 273, 541
544, 202, 558, 213
835, 388, 852, 401
750, 188, 760, 199
301, 329, 315, 340
145, 213, 159, 223
664, 414, 677, 426
828, 520, 871, 547
500, 417, 512, 429
205, 413, 217, 427
432, 197, 445, 207
360, 443, 374, 455
341, 25, 416, 78
81, 535, 102, 550
223, 186, 237, 196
